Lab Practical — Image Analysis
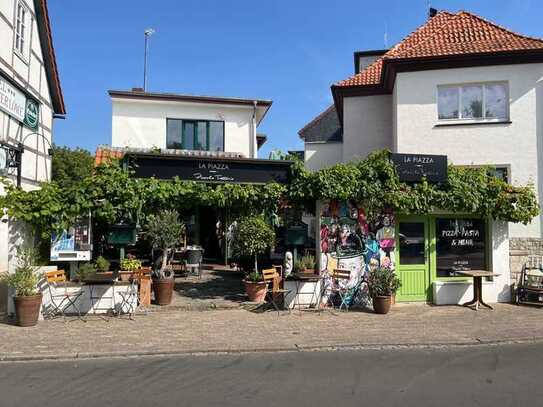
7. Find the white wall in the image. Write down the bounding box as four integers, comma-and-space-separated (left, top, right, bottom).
394, 64, 543, 238
111, 98, 258, 158
342, 95, 393, 162
304, 142, 342, 171
0, 0, 56, 316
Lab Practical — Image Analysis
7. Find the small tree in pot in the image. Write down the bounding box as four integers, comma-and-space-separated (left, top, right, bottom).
146, 210, 185, 305
0, 248, 42, 326
232, 215, 275, 303
367, 266, 401, 314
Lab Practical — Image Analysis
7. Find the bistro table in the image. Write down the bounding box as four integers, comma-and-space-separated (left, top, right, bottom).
456, 270, 500, 310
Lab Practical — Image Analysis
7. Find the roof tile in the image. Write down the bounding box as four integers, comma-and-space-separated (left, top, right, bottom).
336, 10, 543, 88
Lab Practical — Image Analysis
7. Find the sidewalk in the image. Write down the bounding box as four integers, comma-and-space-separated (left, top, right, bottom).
1, 304, 542, 361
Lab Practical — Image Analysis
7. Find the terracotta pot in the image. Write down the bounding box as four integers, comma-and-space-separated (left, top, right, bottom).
373, 295, 392, 315
153, 278, 174, 305
119, 271, 134, 282
244, 280, 267, 303
14, 294, 42, 327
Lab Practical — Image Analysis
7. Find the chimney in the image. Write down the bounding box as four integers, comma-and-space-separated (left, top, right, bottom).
429, 7, 438, 18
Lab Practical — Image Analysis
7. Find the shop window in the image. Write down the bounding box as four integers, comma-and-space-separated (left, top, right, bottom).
166, 119, 224, 151
437, 82, 508, 122
14, 1, 27, 58
435, 218, 486, 278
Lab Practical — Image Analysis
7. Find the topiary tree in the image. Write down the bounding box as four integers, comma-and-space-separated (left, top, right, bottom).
145, 210, 185, 279
231, 215, 276, 278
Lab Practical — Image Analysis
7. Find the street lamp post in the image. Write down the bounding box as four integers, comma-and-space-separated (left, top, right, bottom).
143, 28, 155, 91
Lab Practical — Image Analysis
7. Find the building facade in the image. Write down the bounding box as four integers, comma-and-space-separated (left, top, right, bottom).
300, 10, 543, 304
0, 0, 65, 316
109, 89, 270, 159
98, 89, 280, 262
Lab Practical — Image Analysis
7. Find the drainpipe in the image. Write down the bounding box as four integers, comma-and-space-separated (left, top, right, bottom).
251, 101, 257, 158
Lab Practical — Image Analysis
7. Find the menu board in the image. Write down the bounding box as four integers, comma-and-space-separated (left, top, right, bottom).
435, 218, 486, 277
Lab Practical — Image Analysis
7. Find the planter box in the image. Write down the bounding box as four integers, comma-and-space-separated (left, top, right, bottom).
284, 280, 322, 309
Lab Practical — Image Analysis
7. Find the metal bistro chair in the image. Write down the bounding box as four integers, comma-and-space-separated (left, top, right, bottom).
184, 248, 203, 278
44, 270, 86, 322
117, 268, 152, 319
262, 267, 291, 315
328, 269, 352, 312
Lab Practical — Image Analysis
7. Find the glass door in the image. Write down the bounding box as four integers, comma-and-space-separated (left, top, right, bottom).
395, 217, 431, 302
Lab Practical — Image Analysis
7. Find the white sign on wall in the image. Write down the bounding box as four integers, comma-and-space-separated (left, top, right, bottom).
0, 72, 39, 129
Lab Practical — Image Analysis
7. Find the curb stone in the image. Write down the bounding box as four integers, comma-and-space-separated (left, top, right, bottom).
2, 337, 543, 363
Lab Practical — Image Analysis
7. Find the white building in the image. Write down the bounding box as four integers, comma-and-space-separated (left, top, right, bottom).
0, 0, 65, 316
108, 89, 271, 159
98, 89, 285, 262
300, 10, 543, 304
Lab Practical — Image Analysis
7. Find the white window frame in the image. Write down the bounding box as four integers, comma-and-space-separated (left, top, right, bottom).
437, 81, 510, 124
14, 1, 28, 61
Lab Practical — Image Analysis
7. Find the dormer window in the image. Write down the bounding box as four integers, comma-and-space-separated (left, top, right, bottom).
437, 82, 508, 122
14, 1, 28, 58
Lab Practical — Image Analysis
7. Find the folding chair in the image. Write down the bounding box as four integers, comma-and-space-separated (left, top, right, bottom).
44, 270, 86, 322
338, 275, 366, 311
117, 276, 138, 319
117, 268, 152, 319
262, 268, 291, 315
328, 269, 351, 312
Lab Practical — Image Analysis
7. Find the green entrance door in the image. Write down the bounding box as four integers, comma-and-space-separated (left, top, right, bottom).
395, 217, 431, 302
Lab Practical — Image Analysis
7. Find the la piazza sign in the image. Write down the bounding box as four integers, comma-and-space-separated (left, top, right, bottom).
0, 72, 39, 130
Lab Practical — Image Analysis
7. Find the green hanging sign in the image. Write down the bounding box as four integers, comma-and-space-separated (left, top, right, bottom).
23, 98, 39, 130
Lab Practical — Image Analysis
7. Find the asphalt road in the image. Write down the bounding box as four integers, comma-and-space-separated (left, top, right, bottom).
1, 343, 542, 407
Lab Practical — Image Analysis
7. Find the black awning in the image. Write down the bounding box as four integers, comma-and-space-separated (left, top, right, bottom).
125, 153, 292, 184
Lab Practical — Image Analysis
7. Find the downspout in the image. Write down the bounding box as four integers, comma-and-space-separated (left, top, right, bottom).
251, 100, 257, 158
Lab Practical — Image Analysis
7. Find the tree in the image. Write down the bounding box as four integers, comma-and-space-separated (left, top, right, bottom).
145, 210, 185, 278
51, 145, 94, 190
232, 215, 276, 274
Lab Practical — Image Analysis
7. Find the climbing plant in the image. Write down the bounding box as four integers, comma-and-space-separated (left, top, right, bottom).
0, 149, 539, 244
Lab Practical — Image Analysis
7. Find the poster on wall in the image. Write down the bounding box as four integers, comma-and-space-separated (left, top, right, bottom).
319, 201, 396, 295
435, 217, 486, 277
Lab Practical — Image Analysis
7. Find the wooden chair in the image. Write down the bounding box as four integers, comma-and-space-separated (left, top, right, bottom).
328, 269, 351, 312
44, 270, 86, 322
262, 268, 291, 314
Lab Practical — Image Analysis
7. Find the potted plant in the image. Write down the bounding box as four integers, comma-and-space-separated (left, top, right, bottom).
146, 210, 184, 305
231, 215, 276, 303
300, 254, 316, 274
367, 267, 401, 314
0, 248, 42, 327
95, 256, 110, 273
119, 255, 142, 281
76, 262, 96, 282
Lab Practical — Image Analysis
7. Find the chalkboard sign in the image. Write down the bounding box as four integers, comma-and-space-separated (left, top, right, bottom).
391, 153, 447, 183
435, 218, 486, 277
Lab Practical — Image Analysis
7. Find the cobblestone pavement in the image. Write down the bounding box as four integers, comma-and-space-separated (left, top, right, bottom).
0, 304, 541, 361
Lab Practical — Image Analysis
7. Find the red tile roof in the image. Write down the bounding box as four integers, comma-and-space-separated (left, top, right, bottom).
336, 11, 543, 88
94, 147, 124, 166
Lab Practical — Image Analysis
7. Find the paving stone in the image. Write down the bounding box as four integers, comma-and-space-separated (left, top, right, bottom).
0, 304, 542, 360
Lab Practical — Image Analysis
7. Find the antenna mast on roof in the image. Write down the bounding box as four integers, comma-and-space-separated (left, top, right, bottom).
384, 22, 388, 48
143, 28, 155, 91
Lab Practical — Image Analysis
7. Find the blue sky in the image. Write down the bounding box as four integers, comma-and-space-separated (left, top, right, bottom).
49, 0, 543, 157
